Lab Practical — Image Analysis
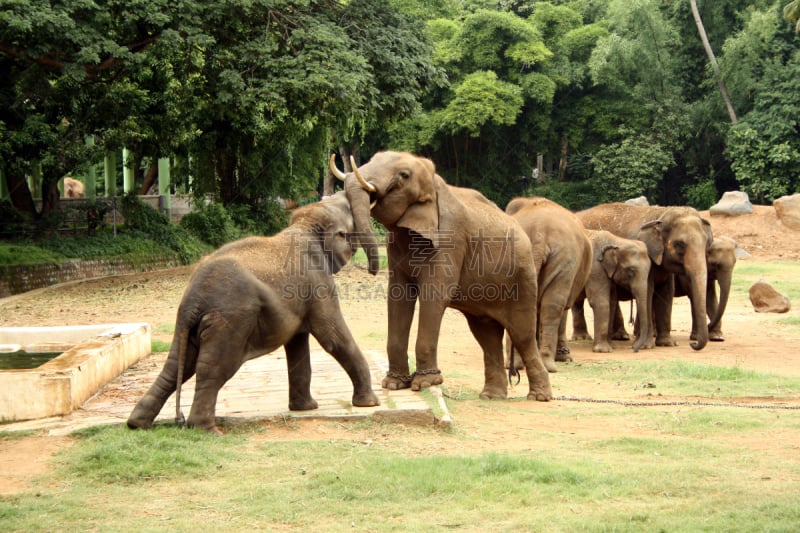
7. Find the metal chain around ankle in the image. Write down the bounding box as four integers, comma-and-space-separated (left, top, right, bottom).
385, 370, 413, 384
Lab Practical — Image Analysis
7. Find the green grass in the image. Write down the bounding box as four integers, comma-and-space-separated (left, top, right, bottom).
563, 359, 800, 399
1, 425, 799, 531
732, 260, 800, 301
151, 339, 172, 352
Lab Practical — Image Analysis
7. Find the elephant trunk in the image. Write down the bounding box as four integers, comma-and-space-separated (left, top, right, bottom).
331, 154, 380, 275
686, 260, 709, 351
345, 175, 381, 275
708, 268, 732, 333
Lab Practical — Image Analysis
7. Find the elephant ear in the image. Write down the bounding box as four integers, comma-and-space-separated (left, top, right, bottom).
396, 172, 441, 248
701, 217, 714, 249
599, 244, 619, 279
638, 221, 664, 266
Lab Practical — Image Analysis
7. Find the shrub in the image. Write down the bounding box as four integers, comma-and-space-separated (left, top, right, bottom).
180, 202, 243, 248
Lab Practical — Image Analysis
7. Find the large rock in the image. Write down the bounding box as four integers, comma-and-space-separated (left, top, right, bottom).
710, 191, 753, 216
773, 193, 800, 230
624, 196, 649, 206
749, 279, 791, 313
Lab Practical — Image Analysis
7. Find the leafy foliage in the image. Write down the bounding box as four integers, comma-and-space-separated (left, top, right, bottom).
120, 193, 208, 263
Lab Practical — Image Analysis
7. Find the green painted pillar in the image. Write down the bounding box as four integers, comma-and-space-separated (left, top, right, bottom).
30, 163, 42, 199
103, 151, 117, 198
122, 148, 134, 193
85, 136, 97, 200
158, 157, 171, 211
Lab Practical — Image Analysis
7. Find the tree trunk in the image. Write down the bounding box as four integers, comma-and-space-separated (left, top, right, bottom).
5, 173, 38, 218
558, 136, 568, 181
690, 0, 738, 124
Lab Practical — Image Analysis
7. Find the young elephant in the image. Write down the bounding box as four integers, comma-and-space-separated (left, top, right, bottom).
504, 196, 592, 372
571, 230, 653, 353
127, 192, 380, 434
675, 235, 737, 341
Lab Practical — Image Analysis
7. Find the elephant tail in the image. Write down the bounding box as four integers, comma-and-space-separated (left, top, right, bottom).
174, 327, 190, 426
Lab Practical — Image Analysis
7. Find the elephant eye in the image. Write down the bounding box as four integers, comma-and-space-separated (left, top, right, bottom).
336, 231, 346, 239
398, 169, 411, 180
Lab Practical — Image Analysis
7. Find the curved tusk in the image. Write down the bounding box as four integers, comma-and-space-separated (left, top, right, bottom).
350, 155, 377, 193
329, 154, 347, 181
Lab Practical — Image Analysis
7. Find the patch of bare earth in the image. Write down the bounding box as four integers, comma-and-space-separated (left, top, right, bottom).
1, 205, 799, 495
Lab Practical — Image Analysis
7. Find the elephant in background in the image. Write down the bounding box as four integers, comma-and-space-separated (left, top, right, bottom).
571, 230, 653, 353
332, 151, 552, 401
504, 196, 592, 372
127, 192, 380, 434
577, 203, 713, 351
63, 177, 84, 198
675, 235, 737, 342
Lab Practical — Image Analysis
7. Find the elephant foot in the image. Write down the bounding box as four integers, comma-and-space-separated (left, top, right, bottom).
479, 384, 508, 400
410, 369, 443, 391
526, 369, 552, 401
126, 415, 154, 430
655, 336, 678, 347
289, 397, 319, 411
126, 400, 158, 430
571, 331, 592, 341
352, 390, 380, 407
710, 331, 725, 342
611, 329, 630, 341
542, 356, 558, 373
381, 371, 412, 390
592, 342, 613, 353
555, 346, 572, 362
186, 416, 222, 435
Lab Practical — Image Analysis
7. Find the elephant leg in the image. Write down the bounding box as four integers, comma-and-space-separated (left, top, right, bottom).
284, 333, 318, 411
506, 320, 552, 402
410, 299, 446, 391
706, 280, 724, 341
610, 304, 630, 340
186, 331, 246, 433
538, 295, 565, 372
555, 309, 572, 362
570, 295, 592, 341
382, 280, 417, 390
464, 314, 507, 399
588, 288, 613, 353
127, 336, 198, 429
311, 312, 380, 408
653, 277, 677, 346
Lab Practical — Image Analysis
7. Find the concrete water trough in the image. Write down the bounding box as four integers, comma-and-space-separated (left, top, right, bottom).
0, 323, 150, 422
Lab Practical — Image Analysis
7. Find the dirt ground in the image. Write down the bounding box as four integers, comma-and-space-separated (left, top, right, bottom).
1, 205, 799, 495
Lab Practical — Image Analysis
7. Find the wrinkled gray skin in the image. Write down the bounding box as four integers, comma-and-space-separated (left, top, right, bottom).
577, 203, 713, 351
504, 196, 592, 372
571, 230, 653, 353
675, 235, 736, 341
335, 151, 552, 401
127, 192, 380, 434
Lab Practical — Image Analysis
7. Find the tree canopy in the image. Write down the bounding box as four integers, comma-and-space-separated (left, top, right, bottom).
2, 0, 798, 222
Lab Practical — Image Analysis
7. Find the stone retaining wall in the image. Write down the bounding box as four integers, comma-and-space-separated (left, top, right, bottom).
0, 256, 182, 298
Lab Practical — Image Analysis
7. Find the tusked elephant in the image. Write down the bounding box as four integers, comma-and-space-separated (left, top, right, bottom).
331, 151, 552, 402
571, 230, 654, 353
504, 196, 592, 372
127, 192, 380, 434
675, 235, 737, 342
577, 203, 713, 351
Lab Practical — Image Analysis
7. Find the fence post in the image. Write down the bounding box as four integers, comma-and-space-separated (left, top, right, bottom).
158, 157, 171, 213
